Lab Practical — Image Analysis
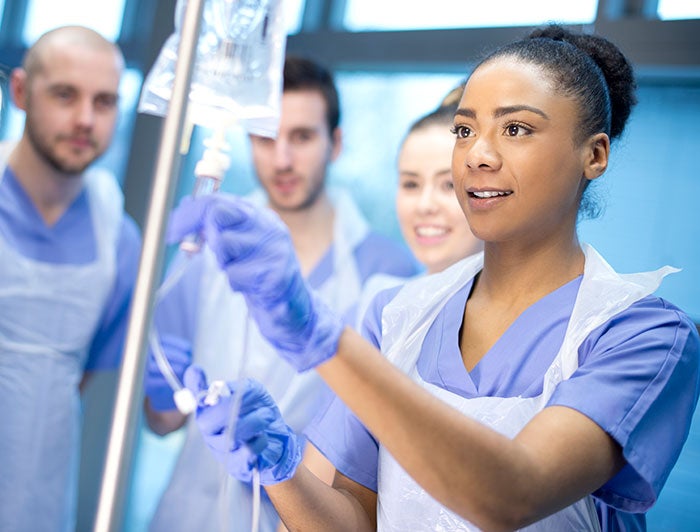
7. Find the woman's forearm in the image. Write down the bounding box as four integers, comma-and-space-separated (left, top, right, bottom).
315, 328, 622, 530
266, 465, 375, 532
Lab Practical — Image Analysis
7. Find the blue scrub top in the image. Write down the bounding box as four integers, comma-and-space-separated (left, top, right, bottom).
306, 275, 700, 531
0, 168, 142, 370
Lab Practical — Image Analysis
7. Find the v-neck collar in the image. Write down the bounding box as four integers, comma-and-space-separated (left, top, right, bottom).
419, 275, 583, 398
2, 167, 87, 237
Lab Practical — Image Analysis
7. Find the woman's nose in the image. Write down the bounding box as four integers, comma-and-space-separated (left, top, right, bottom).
462, 134, 501, 171
416, 184, 439, 213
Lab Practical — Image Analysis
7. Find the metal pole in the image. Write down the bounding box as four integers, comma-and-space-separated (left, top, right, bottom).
93, 0, 206, 529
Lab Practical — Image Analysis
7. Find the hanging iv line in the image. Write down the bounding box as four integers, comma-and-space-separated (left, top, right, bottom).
179, 127, 231, 254
148, 276, 261, 532
147, 124, 262, 532
136, 1, 287, 531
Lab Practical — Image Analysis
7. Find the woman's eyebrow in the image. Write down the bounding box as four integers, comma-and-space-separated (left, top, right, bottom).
494, 105, 549, 119
454, 105, 549, 120
454, 107, 475, 119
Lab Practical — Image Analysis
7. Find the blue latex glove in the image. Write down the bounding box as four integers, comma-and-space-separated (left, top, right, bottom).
184, 365, 303, 485
144, 334, 192, 411
167, 194, 344, 372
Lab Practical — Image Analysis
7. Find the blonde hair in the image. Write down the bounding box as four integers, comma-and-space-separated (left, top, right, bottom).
439, 81, 466, 107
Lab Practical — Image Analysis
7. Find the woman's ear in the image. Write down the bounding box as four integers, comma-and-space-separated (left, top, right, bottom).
583, 132, 610, 181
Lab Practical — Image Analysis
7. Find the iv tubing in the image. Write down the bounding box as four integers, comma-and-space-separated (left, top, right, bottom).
145, 129, 262, 530
93, 0, 206, 529
180, 125, 231, 254
149, 264, 262, 532
149, 269, 262, 532
251, 468, 261, 532
217, 311, 262, 532
148, 257, 192, 398
147, 124, 233, 408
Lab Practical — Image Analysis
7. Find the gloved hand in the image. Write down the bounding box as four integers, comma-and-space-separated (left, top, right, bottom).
167, 194, 344, 372
144, 334, 192, 411
184, 365, 303, 485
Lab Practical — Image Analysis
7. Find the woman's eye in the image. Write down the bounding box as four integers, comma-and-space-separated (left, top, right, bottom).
450, 125, 472, 139
505, 123, 530, 137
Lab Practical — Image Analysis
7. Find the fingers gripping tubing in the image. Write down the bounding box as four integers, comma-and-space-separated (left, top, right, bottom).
183, 369, 303, 485
166, 193, 248, 246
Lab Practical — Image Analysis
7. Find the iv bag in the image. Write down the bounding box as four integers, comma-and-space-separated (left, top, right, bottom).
138, 0, 286, 138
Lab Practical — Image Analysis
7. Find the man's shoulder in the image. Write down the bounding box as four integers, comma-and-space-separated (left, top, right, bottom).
353, 231, 419, 281
358, 231, 406, 250
118, 212, 142, 248
115, 213, 142, 276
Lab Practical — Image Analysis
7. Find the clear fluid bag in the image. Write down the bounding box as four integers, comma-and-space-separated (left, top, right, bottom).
138, 0, 286, 137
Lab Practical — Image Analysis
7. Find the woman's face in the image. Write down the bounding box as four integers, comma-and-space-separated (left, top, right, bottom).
451, 57, 603, 248
397, 124, 483, 274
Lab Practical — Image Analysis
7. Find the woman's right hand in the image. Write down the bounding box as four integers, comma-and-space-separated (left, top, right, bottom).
167, 194, 344, 372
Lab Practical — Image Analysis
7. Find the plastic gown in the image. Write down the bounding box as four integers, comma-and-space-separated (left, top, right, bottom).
375, 245, 677, 530
0, 152, 123, 532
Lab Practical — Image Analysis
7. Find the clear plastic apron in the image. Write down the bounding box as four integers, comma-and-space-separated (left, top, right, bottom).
353, 273, 413, 330
246, 186, 368, 316
150, 189, 370, 532
0, 153, 121, 532
376, 245, 676, 531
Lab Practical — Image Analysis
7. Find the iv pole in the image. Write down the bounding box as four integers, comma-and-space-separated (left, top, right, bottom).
93, 0, 206, 529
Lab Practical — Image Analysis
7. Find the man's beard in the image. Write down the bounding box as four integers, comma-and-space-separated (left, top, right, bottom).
267, 174, 326, 213
25, 117, 100, 176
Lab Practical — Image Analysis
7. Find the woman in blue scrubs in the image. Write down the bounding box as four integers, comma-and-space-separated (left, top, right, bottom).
171, 24, 700, 531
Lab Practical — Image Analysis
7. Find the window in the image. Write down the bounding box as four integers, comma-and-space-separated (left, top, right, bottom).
284, 0, 305, 34
23, 0, 126, 44
343, 0, 598, 31
657, 0, 700, 21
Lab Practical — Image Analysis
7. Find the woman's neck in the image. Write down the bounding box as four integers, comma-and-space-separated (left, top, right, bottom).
476, 235, 584, 308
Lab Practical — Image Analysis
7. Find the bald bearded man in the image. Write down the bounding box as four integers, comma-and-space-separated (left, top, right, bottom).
0, 25, 141, 532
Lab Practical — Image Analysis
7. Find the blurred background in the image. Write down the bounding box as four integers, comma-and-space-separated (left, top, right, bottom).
0, 1, 698, 530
